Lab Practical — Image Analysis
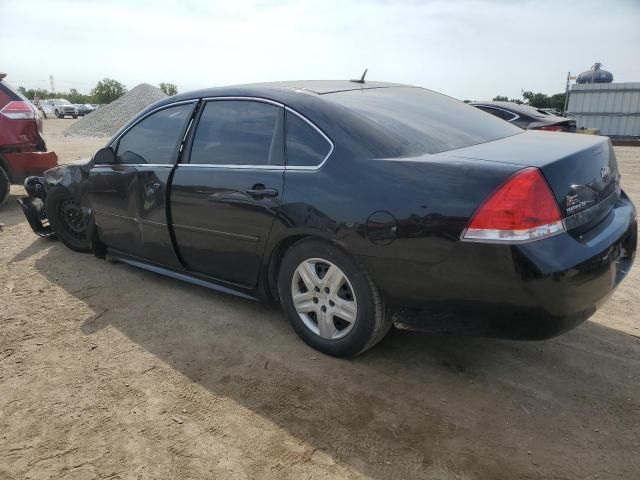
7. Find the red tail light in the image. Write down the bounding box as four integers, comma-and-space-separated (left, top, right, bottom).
462, 167, 564, 243
538, 125, 563, 132
0, 100, 35, 120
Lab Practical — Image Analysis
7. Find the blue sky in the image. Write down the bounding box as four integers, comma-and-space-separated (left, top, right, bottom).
1, 0, 639, 100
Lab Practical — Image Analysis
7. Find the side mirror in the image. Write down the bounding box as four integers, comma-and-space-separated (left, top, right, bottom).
93, 146, 115, 165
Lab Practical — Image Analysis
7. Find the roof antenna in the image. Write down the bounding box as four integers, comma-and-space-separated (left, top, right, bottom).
350, 68, 368, 84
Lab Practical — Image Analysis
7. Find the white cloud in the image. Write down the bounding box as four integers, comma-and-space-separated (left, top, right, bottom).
1, 0, 639, 100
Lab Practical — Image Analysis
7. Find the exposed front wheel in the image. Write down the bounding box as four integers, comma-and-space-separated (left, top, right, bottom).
55, 110, 61, 118
278, 239, 390, 357
44, 187, 92, 252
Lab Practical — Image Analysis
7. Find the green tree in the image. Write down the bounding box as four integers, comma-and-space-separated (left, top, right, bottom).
521, 91, 566, 110
159, 82, 178, 96
91, 78, 127, 104
18, 86, 54, 101
492, 95, 509, 101
18, 86, 98, 103
68, 88, 86, 104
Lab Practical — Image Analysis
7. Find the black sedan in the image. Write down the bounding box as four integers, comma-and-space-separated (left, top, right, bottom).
471, 101, 577, 132
19, 81, 637, 357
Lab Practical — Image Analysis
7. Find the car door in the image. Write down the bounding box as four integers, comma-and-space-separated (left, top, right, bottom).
170, 98, 284, 287
88, 101, 196, 267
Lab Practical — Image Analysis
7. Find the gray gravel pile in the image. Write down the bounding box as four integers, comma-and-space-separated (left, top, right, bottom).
64, 83, 167, 138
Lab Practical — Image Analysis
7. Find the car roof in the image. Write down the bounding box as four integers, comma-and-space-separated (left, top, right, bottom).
169, 80, 409, 103
240, 80, 407, 94
470, 101, 558, 118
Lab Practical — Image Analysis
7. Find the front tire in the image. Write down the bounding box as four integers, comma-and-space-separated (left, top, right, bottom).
278, 239, 390, 357
45, 187, 92, 252
0, 165, 10, 206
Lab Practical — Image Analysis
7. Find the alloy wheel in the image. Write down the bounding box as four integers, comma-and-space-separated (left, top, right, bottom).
291, 258, 358, 340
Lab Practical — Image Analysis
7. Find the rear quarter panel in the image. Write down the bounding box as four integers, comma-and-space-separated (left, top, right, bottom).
269, 151, 522, 272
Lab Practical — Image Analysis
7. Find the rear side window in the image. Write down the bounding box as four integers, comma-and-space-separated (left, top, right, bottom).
478, 106, 516, 121
116, 103, 194, 165
0, 80, 26, 107
327, 87, 522, 155
189, 100, 283, 166
501, 110, 518, 121
285, 111, 332, 167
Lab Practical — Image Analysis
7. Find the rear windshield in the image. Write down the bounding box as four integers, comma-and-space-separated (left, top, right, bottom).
0, 80, 29, 101
326, 87, 521, 155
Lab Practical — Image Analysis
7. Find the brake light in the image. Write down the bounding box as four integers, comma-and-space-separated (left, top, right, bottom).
462, 167, 565, 243
538, 125, 563, 132
0, 100, 35, 119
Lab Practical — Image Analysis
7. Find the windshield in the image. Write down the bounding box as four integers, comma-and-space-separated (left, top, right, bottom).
326, 87, 521, 155
56, 99, 71, 105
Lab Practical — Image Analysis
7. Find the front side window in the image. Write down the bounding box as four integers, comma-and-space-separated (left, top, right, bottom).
116, 103, 194, 165
189, 100, 283, 166
285, 111, 332, 167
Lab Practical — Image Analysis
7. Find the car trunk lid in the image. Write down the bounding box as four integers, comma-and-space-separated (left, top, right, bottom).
441, 131, 621, 232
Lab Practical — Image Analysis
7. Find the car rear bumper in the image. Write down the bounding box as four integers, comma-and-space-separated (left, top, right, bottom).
359, 193, 637, 340
3, 151, 58, 183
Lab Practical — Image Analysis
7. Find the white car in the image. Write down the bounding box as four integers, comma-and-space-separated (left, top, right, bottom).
46, 99, 78, 118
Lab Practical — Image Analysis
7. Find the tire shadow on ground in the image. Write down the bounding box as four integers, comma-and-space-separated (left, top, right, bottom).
27, 240, 640, 480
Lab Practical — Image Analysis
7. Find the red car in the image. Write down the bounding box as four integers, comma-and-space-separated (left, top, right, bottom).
0, 73, 58, 205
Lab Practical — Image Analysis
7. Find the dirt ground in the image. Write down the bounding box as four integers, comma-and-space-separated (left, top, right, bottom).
1, 119, 639, 480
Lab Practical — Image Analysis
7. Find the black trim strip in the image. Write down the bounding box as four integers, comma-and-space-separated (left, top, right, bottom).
106, 249, 257, 301
172, 223, 260, 242
94, 211, 167, 228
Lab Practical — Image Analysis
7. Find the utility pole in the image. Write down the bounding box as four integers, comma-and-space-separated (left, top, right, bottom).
563, 71, 571, 116
49, 75, 55, 93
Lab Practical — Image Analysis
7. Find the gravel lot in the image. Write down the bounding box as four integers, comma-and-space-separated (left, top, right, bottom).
64, 84, 166, 138
1, 119, 639, 479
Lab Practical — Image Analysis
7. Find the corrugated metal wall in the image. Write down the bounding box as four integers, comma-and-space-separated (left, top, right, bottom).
567, 82, 640, 138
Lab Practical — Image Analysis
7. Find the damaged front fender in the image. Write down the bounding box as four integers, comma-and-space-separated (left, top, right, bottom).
18, 159, 93, 239
41, 160, 92, 199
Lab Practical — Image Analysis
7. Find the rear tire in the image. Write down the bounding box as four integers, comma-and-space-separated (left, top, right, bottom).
278, 239, 390, 357
0, 166, 10, 207
45, 187, 92, 252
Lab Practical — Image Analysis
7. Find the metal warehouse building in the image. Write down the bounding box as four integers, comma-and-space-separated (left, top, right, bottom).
567, 82, 640, 139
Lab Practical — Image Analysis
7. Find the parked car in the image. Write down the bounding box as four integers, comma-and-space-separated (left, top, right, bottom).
46, 99, 78, 118
471, 101, 576, 132
0, 73, 58, 205
35, 100, 55, 117
540, 108, 564, 116
75, 104, 95, 116
19, 81, 636, 357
